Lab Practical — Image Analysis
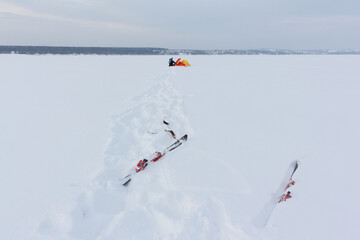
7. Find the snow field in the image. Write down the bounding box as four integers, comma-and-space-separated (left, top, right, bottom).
1, 55, 360, 240
58, 65, 248, 240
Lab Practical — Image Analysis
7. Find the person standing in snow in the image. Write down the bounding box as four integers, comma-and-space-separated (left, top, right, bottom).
169, 58, 176, 67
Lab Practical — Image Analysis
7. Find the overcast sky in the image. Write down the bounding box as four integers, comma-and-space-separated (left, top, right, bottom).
0, 0, 360, 49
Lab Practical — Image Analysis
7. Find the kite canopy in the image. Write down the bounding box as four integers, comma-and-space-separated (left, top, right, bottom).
175, 58, 191, 67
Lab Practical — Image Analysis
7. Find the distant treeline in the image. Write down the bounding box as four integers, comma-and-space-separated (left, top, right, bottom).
1, 46, 359, 55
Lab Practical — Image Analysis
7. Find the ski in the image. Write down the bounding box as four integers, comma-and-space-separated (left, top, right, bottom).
290, 161, 298, 179
120, 134, 188, 186
277, 160, 299, 200
122, 174, 132, 186
165, 134, 187, 151
254, 160, 299, 228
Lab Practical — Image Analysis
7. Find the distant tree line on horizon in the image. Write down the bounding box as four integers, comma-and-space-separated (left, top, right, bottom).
0, 46, 359, 55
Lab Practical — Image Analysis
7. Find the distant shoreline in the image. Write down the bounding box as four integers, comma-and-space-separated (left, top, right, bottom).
1, 46, 359, 55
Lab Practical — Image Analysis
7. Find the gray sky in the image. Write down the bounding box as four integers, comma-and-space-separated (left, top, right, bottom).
1, 0, 360, 49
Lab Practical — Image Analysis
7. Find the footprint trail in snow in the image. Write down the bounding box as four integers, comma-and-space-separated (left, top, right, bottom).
39, 69, 248, 240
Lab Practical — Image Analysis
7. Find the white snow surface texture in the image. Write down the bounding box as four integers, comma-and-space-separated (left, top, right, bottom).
1, 55, 360, 240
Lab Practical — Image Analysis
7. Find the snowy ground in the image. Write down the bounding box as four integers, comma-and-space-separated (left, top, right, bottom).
1, 55, 360, 240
